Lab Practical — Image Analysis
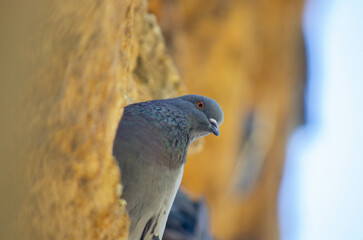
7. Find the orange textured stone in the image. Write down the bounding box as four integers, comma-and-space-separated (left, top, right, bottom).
0, 0, 183, 239
149, 0, 306, 239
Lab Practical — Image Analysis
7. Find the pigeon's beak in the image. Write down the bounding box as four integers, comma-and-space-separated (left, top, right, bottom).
209, 118, 220, 136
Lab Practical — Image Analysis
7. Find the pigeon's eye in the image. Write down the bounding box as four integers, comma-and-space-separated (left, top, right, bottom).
196, 101, 205, 109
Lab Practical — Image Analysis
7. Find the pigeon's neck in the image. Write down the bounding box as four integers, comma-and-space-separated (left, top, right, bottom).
125, 100, 191, 166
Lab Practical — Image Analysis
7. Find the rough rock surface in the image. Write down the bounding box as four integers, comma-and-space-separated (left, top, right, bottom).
149, 1, 306, 239
0, 0, 182, 239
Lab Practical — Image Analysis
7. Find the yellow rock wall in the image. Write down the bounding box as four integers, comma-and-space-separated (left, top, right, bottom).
0, 0, 182, 239
149, 1, 306, 239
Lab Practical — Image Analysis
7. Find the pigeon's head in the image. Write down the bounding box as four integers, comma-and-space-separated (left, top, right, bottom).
177, 95, 224, 141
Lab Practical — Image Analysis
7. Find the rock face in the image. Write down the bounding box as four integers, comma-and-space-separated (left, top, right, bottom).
149, 1, 306, 239
0, 0, 182, 240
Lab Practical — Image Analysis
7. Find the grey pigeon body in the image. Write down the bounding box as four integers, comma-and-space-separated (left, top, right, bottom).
113, 95, 223, 240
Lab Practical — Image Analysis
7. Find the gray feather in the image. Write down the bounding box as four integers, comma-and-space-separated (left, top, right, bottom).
113, 95, 223, 240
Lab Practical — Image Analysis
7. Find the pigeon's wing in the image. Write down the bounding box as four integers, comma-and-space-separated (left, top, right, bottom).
163, 190, 213, 240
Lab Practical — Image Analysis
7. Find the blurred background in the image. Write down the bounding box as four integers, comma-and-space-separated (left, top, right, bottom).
1, 0, 362, 240
149, 0, 304, 239
279, 0, 363, 240
149, 0, 363, 239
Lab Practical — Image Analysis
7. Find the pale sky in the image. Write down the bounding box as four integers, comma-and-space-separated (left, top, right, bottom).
279, 0, 363, 240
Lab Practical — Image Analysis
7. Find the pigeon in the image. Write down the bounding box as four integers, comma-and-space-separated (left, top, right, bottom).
112, 95, 223, 240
